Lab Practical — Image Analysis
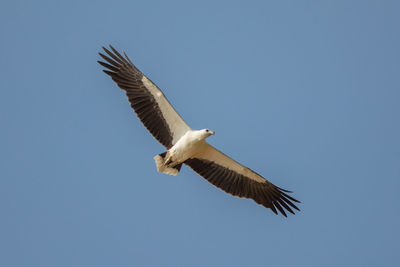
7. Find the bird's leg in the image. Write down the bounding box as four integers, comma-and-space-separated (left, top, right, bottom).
164, 151, 181, 167
164, 153, 173, 166
165, 156, 180, 168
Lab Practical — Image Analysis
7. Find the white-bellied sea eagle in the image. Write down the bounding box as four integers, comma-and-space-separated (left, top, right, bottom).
98, 45, 300, 216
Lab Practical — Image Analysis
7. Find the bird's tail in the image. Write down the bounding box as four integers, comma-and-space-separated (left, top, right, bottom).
153, 152, 182, 176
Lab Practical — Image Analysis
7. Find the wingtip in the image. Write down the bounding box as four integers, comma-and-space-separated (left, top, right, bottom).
123, 50, 133, 65
102, 46, 110, 53
98, 52, 107, 59
275, 202, 287, 217
291, 197, 301, 204
102, 70, 114, 76
109, 45, 119, 54
277, 186, 293, 193
270, 204, 278, 215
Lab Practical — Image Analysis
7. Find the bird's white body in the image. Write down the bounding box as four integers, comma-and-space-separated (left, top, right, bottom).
169, 130, 212, 163
154, 129, 214, 176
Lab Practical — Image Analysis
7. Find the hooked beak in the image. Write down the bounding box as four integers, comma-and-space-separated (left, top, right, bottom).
210, 131, 215, 135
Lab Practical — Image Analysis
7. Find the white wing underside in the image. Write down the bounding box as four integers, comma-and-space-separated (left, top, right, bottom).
141, 76, 191, 145
195, 143, 267, 183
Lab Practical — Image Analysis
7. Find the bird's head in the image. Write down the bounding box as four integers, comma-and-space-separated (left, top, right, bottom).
201, 129, 215, 138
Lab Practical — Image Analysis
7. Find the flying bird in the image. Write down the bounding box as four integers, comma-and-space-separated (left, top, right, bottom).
98, 45, 300, 216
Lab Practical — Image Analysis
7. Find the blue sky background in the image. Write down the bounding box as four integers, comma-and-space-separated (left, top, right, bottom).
1, 0, 399, 266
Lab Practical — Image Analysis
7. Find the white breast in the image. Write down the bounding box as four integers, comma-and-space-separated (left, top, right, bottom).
169, 130, 207, 162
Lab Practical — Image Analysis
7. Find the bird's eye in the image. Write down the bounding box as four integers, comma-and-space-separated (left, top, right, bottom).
206, 129, 209, 132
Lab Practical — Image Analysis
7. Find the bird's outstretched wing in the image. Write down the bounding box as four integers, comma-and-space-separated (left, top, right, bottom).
185, 143, 300, 216
98, 46, 191, 149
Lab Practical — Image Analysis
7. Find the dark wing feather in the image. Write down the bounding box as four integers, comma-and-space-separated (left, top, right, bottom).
98, 45, 191, 149
184, 144, 300, 217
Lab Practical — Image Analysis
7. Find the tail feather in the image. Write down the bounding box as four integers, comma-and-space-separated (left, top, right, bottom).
153, 152, 182, 176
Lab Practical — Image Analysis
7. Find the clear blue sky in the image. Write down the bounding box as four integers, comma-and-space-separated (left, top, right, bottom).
1, 0, 399, 266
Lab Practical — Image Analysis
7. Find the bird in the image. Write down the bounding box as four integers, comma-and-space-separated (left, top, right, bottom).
98, 45, 300, 217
